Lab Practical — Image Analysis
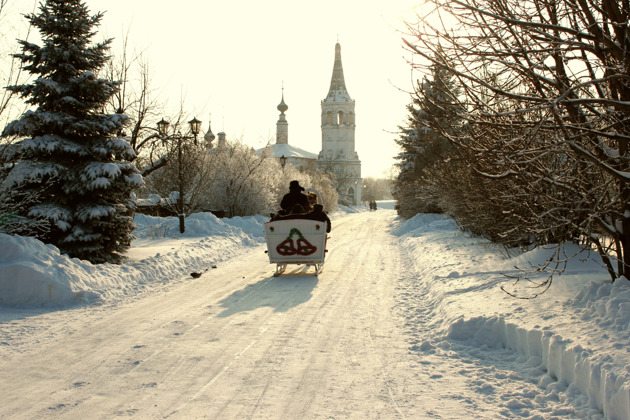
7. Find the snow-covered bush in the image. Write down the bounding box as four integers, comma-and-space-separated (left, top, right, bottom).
205, 140, 279, 217
144, 221, 171, 239
143, 138, 339, 219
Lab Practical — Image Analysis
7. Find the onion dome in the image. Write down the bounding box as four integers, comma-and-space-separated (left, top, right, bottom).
277, 93, 288, 114
204, 120, 215, 149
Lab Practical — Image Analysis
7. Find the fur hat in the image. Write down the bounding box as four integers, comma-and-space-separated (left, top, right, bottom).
289, 180, 304, 191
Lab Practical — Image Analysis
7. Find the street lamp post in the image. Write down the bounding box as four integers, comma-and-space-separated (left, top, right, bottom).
363, 183, 367, 206
188, 117, 202, 145
279, 154, 287, 169
157, 117, 203, 233
157, 118, 169, 137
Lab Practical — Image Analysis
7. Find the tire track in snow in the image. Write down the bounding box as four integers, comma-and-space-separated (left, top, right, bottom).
0, 210, 421, 419
210, 217, 380, 419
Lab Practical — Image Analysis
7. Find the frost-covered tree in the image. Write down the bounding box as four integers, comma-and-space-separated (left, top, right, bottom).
362, 177, 392, 202
298, 164, 338, 212
143, 131, 212, 233
404, 0, 630, 282
141, 136, 340, 220
205, 139, 277, 218
100, 30, 171, 178
0, 0, 143, 264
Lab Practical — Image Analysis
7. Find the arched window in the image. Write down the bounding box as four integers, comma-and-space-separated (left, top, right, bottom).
326, 111, 333, 125
348, 187, 356, 205
338, 111, 345, 125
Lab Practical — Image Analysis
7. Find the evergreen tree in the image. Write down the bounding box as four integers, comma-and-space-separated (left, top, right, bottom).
1, 0, 142, 263
394, 62, 459, 218
393, 94, 430, 218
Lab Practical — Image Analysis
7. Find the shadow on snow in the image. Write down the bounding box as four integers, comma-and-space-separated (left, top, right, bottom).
217, 269, 318, 318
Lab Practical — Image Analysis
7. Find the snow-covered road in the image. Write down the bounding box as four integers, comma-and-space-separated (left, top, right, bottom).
0, 208, 627, 419
0, 211, 420, 419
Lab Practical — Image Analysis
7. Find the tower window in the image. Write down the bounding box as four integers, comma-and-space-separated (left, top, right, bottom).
338, 111, 344, 125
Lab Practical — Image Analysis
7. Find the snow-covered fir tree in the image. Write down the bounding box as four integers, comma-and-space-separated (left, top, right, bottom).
1, 0, 142, 264
394, 62, 459, 218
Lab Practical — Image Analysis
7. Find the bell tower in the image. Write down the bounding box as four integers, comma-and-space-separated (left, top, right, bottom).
317, 42, 362, 205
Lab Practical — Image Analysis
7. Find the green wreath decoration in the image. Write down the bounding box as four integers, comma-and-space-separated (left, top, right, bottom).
276, 228, 317, 256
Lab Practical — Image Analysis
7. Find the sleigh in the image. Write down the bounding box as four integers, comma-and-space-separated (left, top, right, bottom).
264, 219, 328, 276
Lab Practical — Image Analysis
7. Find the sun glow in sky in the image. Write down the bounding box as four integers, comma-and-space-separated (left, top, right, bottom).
6, 0, 425, 178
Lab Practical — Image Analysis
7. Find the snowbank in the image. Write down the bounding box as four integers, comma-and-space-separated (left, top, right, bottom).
1, 203, 629, 417
394, 213, 630, 419
0, 234, 101, 306
0, 213, 267, 307
0, 207, 361, 307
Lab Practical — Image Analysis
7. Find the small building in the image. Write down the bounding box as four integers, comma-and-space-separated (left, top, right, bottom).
256, 89, 318, 170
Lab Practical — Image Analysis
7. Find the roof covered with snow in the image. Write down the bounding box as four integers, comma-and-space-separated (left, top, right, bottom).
256, 143, 318, 160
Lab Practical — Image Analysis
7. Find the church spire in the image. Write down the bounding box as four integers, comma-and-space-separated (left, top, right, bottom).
277, 83, 288, 115
203, 114, 215, 149
325, 42, 352, 102
276, 84, 289, 145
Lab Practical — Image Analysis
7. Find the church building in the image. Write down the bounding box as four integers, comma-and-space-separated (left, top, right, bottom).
260, 88, 319, 169
257, 42, 362, 205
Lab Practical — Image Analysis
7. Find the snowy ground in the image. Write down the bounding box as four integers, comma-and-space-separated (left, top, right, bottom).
0, 201, 629, 419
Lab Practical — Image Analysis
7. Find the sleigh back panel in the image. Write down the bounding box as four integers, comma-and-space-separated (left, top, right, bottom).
264, 219, 328, 264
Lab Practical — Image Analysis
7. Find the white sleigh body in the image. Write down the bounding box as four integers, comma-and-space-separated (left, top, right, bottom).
264, 219, 328, 276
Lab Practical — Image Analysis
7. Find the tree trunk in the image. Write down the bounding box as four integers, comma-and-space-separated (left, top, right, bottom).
620, 199, 630, 281
179, 213, 185, 234
177, 138, 185, 234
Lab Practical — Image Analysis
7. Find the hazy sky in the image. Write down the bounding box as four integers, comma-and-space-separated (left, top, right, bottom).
6, 1, 425, 178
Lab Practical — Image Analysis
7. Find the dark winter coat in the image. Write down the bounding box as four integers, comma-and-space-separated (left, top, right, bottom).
273, 206, 331, 233
280, 190, 309, 212
304, 204, 331, 233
